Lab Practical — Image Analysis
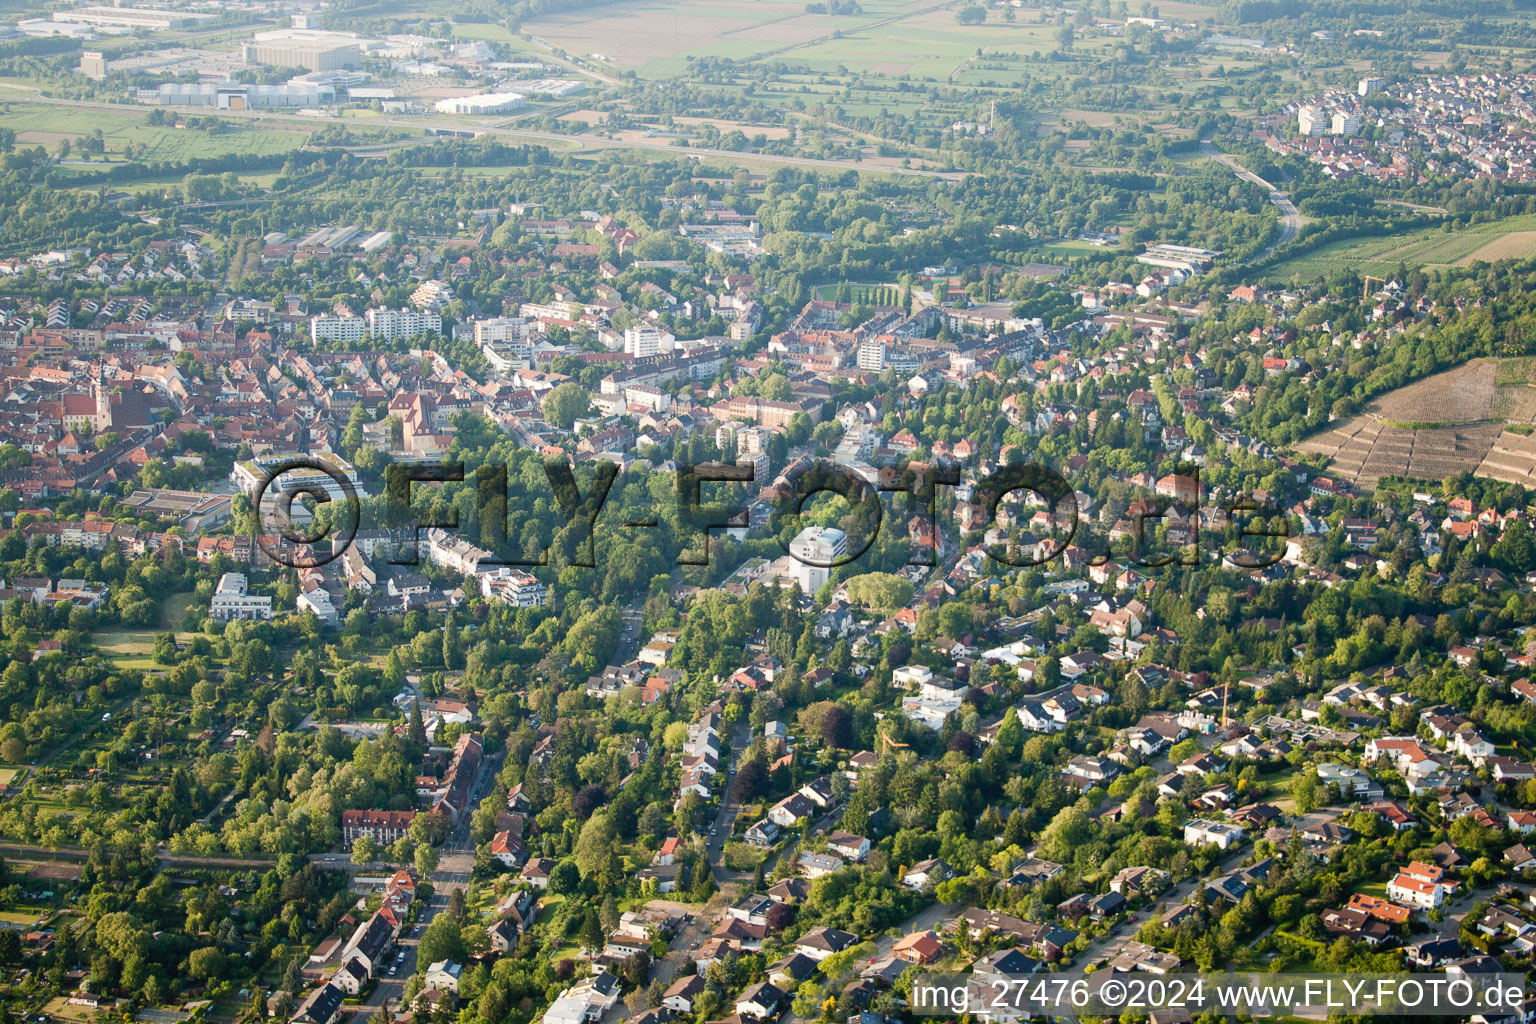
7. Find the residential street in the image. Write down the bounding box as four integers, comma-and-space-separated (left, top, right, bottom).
1080, 846, 1251, 966
346, 748, 498, 1020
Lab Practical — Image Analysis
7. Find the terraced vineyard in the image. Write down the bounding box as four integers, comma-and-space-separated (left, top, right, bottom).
1296, 359, 1536, 488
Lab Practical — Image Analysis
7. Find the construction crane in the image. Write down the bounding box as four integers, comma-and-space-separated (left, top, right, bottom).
1362, 275, 1385, 300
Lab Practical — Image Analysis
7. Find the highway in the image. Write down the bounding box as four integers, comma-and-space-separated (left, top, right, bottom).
1200, 138, 1304, 264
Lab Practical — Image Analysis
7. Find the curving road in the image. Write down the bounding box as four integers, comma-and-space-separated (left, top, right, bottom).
1200, 139, 1304, 265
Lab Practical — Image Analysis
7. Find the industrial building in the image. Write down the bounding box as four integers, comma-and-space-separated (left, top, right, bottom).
517, 79, 587, 97
149, 82, 335, 109
243, 28, 364, 72
433, 92, 526, 115
52, 6, 213, 32
1137, 243, 1221, 274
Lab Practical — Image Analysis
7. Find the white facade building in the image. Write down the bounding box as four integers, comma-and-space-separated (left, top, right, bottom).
209, 572, 273, 622
366, 307, 441, 341
480, 567, 547, 607
434, 92, 526, 115
1331, 111, 1361, 136
1297, 104, 1325, 137
476, 317, 532, 372
623, 326, 675, 358
789, 526, 847, 596
298, 585, 339, 626
856, 338, 885, 372
310, 313, 367, 343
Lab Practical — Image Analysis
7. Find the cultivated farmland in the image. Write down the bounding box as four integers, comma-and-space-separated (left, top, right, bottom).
0, 104, 310, 163
1296, 358, 1536, 488
1266, 214, 1536, 281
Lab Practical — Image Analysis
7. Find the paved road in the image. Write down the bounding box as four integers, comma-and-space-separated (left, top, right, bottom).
706, 721, 755, 881
346, 749, 499, 1020
1200, 139, 1304, 264
1079, 844, 1252, 965
614, 596, 646, 665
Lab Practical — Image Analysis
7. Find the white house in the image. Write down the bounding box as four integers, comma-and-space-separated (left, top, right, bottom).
542, 971, 621, 1024
1387, 871, 1444, 911
1183, 819, 1244, 850
424, 960, 463, 993
825, 831, 870, 862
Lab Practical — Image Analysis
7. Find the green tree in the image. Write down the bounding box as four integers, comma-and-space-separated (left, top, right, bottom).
543, 382, 591, 429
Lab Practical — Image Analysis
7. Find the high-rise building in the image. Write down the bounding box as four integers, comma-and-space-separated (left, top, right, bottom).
624, 326, 675, 358
367, 307, 441, 341
1331, 111, 1361, 137
476, 317, 532, 372
856, 337, 886, 372
1297, 104, 1326, 137
1358, 77, 1385, 96
310, 313, 367, 342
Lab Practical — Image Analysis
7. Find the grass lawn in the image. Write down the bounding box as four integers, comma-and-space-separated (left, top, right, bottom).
0, 906, 48, 925
95, 591, 199, 667
0, 768, 19, 785
161, 590, 199, 629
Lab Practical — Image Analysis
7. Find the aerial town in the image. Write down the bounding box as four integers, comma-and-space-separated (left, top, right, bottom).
1267, 74, 1536, 183
0, 1, 1535, 1024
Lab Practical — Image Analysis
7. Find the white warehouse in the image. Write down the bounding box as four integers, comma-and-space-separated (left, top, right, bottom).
151, 82, 334, 109
434, 92, 526, 115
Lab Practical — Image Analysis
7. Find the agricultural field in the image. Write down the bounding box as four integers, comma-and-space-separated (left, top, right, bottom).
523, 0, 906, 78
522, 0, 1148, 80
0, 103, 310, 163
1266, 214, 1536, 281
1296, 359, 1536, 488
1457, 229, 1536, 266
783, 12, 1094, 78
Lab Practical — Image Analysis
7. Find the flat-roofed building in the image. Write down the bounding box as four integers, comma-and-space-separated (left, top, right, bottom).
54, 6, 213, 31
243, 29, 364, 72
434, 91, 526, 115
209, 573, 273, 622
